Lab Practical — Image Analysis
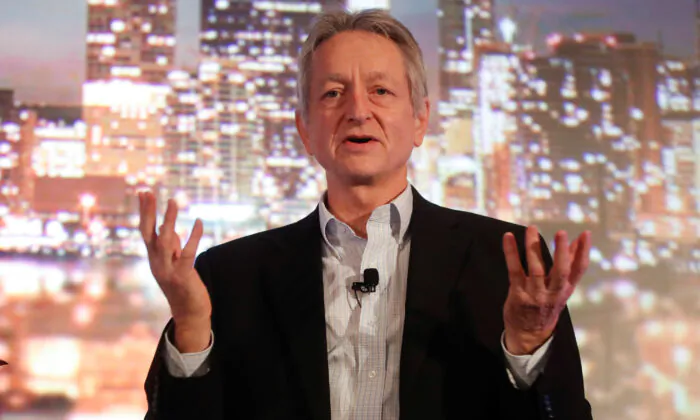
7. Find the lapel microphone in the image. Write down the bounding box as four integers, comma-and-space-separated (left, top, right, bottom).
352, 268, 379, 293
352, 268, 379, 307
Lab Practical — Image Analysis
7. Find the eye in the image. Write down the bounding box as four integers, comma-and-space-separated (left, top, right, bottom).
323, 90, 340, 99
375, 88, 390, 96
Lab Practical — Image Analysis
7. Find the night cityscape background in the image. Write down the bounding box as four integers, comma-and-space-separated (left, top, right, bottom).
0, 0, 699, 418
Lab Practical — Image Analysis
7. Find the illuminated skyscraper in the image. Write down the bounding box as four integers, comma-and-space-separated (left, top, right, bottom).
658, 59, 700, 215
199, 0, 333, 200
82, 81, 170, 183
33, 121, 88, 179
437, 0, 496, 125
615, 39, 664, 215
83, 0, 176, 182
0, 93, 20, 213
476, 47, 525, 221
520, 34, 637, 237
163, 60, 259, 208
0, 108, 38, 214
86, 0, 176, 83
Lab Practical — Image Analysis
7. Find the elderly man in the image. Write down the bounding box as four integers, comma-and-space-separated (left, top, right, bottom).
142, 8, 592, 420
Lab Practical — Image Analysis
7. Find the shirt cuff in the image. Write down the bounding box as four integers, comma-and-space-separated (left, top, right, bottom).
163, 327, 214, 377
501, 331, 554, 390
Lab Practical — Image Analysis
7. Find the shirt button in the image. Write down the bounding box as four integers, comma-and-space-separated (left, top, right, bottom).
369, 370, 377, 379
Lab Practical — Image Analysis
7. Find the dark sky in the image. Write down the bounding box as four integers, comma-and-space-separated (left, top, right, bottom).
0, 0, 695, 105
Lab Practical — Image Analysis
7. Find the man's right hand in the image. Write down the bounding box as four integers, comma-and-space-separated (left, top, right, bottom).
138, 191, 212, 353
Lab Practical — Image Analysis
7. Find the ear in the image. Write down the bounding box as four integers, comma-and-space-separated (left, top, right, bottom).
413, 98, 430, 148
296, 110, 313, 156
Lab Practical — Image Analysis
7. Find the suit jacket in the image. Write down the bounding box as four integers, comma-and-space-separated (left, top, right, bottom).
144, 188, 592, 419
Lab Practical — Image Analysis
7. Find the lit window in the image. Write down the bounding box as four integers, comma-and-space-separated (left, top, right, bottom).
215, 0, 230, 9
102, 46, 116, 57
110, 20, 126, 33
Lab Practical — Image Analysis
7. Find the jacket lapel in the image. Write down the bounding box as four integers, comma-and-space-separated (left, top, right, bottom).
400, 188, 475, 411
263, 209, 331, 420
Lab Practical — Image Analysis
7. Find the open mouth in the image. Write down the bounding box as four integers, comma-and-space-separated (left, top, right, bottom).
345, 136, 376, 144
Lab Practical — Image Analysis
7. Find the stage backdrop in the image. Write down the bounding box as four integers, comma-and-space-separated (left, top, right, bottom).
0, 0, 699, 418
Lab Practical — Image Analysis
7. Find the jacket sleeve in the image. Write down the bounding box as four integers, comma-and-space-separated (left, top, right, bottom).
531, 305, 593, 419
144, 251, 226, 419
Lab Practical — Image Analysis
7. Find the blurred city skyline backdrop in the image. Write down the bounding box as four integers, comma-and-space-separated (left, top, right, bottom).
0, 0, 699, 419
1, 0, 698, 105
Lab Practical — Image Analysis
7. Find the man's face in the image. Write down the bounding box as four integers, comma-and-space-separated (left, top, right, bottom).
296, 30, 429, 187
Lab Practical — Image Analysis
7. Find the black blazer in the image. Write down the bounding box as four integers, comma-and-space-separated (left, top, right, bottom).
145, 188, 592, 419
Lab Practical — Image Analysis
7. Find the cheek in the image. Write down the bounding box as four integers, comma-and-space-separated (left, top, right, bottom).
386, 111, 417, 147
306, 126, 334, 155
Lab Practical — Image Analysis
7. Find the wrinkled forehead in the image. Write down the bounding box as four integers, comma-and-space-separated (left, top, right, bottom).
320, 70, 401, 86
308, 31, 407, 87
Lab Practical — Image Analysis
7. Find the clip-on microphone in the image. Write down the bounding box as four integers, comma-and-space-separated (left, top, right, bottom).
351, 268, 379, 307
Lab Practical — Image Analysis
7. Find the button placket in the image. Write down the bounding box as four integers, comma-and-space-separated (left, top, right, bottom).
353, 216, 390, 418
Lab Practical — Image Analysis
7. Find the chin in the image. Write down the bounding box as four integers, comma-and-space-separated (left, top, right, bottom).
329, 168, 379, 186
343, 172, 379, 186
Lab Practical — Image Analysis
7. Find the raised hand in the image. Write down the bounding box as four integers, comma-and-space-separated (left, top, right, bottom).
138, 191, 211, 352
502, 226, 591, 355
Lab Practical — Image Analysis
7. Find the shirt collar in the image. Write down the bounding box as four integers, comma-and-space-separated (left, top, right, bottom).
318, 184, 413, 249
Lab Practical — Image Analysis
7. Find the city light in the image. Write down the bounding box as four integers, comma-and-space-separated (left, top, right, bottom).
347, 0, 390, 12
498, 17, 517, 45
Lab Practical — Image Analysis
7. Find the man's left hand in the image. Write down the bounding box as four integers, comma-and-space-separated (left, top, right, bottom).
502, 226, 591, 355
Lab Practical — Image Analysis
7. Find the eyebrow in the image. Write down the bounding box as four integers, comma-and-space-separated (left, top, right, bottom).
323, 71, 394, 85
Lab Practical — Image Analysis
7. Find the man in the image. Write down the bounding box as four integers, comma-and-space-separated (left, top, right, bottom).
143, 8, 592, 420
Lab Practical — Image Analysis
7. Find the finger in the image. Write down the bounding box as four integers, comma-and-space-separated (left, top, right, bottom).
548, 230, 571, 292
157, 199, 178, 243
139, 191, 158, 249
162, 198, 178, 233
525, 226, 546, 290
502, 232, 526, 289
569, 231, 592, 287
182, 219, 204, 260
156, 200, 179, 266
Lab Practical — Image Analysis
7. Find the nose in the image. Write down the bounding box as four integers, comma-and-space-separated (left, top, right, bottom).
346, 89, 372, 123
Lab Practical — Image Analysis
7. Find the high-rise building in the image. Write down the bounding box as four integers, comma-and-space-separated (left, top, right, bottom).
163, 60, 259, 209
0, 96, 20, 213
657, 59, 700, 215
86, 0, 176, 84
33, 120, 88, 179
0, 107, 38, 215
476, 47, 525, 221
0, 89, 14, 122
82, 81, 170, 183
199, 0, 333, 200
615, 38, 665, 215
437, 0, 496, 125
513, 33, 638, 239
83, 0, 175, 183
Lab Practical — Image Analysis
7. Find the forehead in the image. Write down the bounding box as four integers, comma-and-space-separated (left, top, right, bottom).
310, 31, 406, 84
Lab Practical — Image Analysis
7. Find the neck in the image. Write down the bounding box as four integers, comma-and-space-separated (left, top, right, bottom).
325, 174, 408, 238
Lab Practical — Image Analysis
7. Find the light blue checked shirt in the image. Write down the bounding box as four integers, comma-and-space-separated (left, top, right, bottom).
164, 184, 552, 419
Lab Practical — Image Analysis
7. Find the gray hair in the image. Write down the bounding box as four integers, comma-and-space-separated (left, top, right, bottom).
297, 8, 429, 121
